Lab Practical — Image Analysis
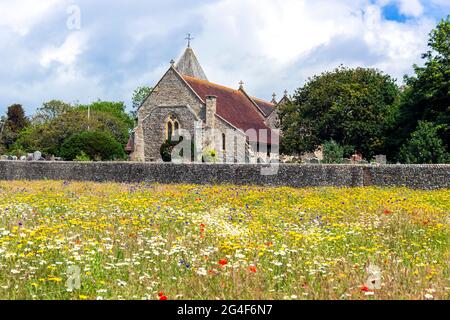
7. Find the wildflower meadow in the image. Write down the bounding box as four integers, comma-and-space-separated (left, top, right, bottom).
0, 181, 448, 300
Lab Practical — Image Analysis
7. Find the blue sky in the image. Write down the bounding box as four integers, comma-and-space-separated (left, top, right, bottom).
0, 0, 448, 115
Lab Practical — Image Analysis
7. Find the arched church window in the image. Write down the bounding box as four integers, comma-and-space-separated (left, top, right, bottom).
174, 121, 179, 131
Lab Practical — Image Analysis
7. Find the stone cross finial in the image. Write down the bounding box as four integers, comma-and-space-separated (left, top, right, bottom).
185, 33, 194, 48
170, 59, 175, 66
284, 89, 288, 97
239, 80, 244, 89
271, 93, 277, 104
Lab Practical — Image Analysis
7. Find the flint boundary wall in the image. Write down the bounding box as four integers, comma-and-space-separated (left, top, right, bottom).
0, 162, 448, 190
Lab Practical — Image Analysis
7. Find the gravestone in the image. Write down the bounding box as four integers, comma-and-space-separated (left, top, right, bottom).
7, 155, 13, 160
375, 155, 387, 165
27, 153, 34, 161
33, 151, 42, 161
11, 156, 18, 161
0, 155, 7, 161
19, 156, 26, 161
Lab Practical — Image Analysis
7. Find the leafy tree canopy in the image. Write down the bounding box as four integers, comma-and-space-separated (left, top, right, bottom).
279, 66, 399, 159
1, 104, 29, 150
76, 101, 135, 130
16, 109, 130, 156
400, 121, 449, 164
32, 100, 72, 124
131, 86, 152, 119
392, 16, 450, 159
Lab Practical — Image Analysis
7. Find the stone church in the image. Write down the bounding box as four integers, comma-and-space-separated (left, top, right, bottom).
127, 43, 288, 163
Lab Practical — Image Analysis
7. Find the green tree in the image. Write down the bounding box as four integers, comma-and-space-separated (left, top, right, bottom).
391, 16, 450, 160
76, 101, 135, 130
33, 100, 72, 124
131, 86, 152, 119
279, 66, 399, 160
1, 104, 29, 149
322, 140, 344, 164
60, 131, 125, 161
0, 116, 6, 154
400, 121, 449, 164
16, 109, 130, 156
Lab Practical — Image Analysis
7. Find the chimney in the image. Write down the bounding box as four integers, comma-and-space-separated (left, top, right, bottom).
205, 95, 217, 129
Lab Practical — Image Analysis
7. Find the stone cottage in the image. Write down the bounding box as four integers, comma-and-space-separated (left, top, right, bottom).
127, 45, 288, 163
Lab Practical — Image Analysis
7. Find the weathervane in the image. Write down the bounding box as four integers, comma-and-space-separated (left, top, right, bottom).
185, 33, 194, 48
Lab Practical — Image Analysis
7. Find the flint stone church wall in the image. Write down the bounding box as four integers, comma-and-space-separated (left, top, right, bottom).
0, 162, 448, 190
134, 68, 204, 162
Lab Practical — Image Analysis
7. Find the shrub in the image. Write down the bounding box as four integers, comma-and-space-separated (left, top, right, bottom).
74, 151, 91, 162
322, 140, 344, 164
400, 121, 449, 164
60, 131, 125, 161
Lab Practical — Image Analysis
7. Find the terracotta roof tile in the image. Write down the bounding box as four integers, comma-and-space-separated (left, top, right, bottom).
251, 97, 276, 116
182, 75, 277, 144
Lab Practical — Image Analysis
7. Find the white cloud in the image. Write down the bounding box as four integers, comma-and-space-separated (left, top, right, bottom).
396, 0, 424, 17
40, 32, 88, 67
0, 0, 64, 35
191, 0, 434, 99
0, 0, 445, 113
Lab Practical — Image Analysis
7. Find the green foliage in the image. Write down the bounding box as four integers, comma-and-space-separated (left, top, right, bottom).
7, 147, 27, 158
131, 86, 152, 119
160, 138, 183, 162
32, 100, 72, 124
60, 131, 125, 161
203, 149, 218, 163
74, 151, 91, 162
16, 108, 130, 156
391, 16, 450, 161
279, 66, 399, 160
1, 104, 29, 150
399, 121, 449, 164
322, 140, 344, 164
5, 104, 29, 132
76, 101, 135, 130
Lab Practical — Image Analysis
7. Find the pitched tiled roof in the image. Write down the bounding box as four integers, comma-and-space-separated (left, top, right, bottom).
182, 75, 277, 144
251, 97, 276, 116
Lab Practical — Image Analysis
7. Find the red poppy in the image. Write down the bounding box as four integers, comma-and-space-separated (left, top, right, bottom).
158, 292, 168, 300
360, 285, 370, 292
383, 210, 392, 215
248, 266, 257, 273
219, 259, 228, 266
265, 242, 273, 247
